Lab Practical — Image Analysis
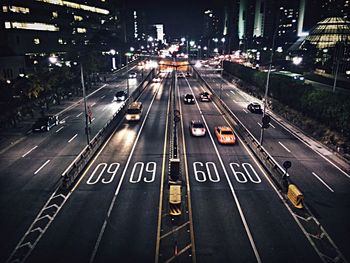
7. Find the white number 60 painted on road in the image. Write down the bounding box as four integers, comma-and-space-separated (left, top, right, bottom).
229, 163, 261, 184
193, 162, 220, 183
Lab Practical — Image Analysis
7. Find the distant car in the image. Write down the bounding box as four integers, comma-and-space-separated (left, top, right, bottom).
190, 120, 206, 137
184, 94, 195, 104
32, 116, 59, 132
129, 72, 137, 78
214, 126, 236, 144
199, 92, 210, 102
247, 102, 263, 113
114, 90, 127, 101
186, 72, 192, 77
153, 76, 161, 82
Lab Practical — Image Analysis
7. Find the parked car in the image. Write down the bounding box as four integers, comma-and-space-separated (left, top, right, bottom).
214, 126, 236, 144
199, 92, 210, 102
114, 90, 128, 101
190, 120, 206, 136
184, 94, 195, 104
247, 102, 263, 113
32, 116, 59, 132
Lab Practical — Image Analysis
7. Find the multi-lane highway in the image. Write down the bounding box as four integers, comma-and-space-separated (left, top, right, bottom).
1, 63, 349, 262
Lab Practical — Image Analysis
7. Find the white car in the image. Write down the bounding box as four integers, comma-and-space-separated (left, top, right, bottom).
190, 120, 206, 136
129, 72, 137, 78
153, 77, 161, 82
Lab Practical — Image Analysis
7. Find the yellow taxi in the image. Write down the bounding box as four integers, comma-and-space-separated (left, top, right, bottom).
214, 126, 236, 145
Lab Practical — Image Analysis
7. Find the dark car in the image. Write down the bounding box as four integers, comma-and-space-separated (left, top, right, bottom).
184, 94, 195, 104
114, 90, 128, 101
199, 92, 210, 102
32, 116, 59, 132
247, 102, 263, 113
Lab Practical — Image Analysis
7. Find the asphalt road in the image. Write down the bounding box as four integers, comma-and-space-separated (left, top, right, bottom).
197, 68, 350, 260
1, 66, 347, 262
0, 64, 148, 262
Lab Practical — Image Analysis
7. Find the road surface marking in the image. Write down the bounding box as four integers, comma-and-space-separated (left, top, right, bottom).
312, 172, 334, 192
278, 141, 291, 153
160, 222, 190, 240
61, 116, 69, 122
91, 117, 95, 122
102, 106, 107, 112
270, 123, 276, 128
232, 99, 238, 103
90, 102, 96, 107
243, 109, 248, 113
68, 134, 78, 143
257, 122, 262, 127
22, 146, 38, 157
34, 160, 50, 174
55, 127, 64, 133
226, 92, 231, 96
90, 81, 160, 263
100, 95, 105, 99
185, 77, 261, 263
230, 90, 235, 94
76, 112, 83, 117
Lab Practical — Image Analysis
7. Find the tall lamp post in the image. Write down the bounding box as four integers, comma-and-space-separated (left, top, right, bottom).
80, 64, 90, 146
221, 37, 226, 55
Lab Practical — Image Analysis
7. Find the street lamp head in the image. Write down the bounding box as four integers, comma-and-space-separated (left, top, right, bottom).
190, 41, 195, 46
148, 36, 154, 42
130, 47, 135, 52
292, 56, 303, 65
109, 49, 116, 55
181, 37, 186, 42
49, 56, 58, 64
221, 37, 225, 43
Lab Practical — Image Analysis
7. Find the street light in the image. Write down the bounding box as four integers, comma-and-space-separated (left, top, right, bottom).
221, 37, 225, 54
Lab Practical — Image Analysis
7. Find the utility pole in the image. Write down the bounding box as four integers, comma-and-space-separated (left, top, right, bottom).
81, 64, 90, 146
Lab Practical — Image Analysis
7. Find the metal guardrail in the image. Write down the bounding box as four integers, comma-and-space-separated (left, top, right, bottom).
61, 68, 156, 189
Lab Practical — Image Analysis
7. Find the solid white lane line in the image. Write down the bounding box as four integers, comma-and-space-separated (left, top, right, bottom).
55, 127, 64, 133
34, 160, 50, 174
89, 82, 160, 263
68, 134, 78, 143
22, 146, 38, 158
91, 118, 95, 122
100, 95, 105, 99
76, 112, 83, 117
243, 109, 248, 113
184, 77, 262, 263
270, 123, 276, 129
257, 122, 262, 127
312, 172, 335, 192
279, 141, 291, 153
90, 102, 96, 107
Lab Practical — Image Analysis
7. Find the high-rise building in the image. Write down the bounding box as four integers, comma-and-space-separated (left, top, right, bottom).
154, 24, 164, 43
203, 9, 220, 38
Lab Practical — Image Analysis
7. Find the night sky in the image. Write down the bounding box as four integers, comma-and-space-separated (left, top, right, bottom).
125, 0, 225, 38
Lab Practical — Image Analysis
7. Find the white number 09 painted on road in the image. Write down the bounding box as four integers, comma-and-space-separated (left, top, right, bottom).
129, 162, 157, 183
86, 162, 120, 185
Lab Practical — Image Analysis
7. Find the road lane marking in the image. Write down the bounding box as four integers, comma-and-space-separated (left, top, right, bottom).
34, 160, 50, 174
160, 222, 190, 240
68, 134, 78, 143
102, 106, 107, 112
312, 172, 334, 192
232, 99, 238, 103
100, 95, 105, 99
230, 90, 235, 94
76, 112, 83, 117
278, 141, 291, 153
243, 109, 248, 113
55, 127, 64, 133
90, 80, 160, 263
22, 146, 38, 157
90, 102, 96, 107
155, 75, 171, 263
185, 77, 261, 263
91, 117, 95, 122
257, 122, 262, 127
61, 116, 69, 122
270, 123, 276, 128
164, 244, 192, 263
226, 92, 230, 96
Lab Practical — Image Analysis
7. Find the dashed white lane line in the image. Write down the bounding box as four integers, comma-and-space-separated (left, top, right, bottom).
312, 172, 335, 192
91, 117, 96, 122
278, 141, 291, 153
102, 106, 107, 112
68, 134, 78, 143
100, 95, 105, 99
270, 123, 276, 129
226, 92, 231, 96
61, 116, 70, 122
55, 127, 64, 133
22, 146, 38, 158
90, 102, 96, 107
230, 90, 235, 94
34, 160, 50, 174
257, 122, 262, 127
76, 112, 83, 117
243, 109, 248, 113
232, 99, 238, 103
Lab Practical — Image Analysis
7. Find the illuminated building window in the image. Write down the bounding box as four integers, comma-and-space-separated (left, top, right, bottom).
5, 21, 59, 31
58, 38, 63, 44
34, 38, 40, 44
3, 6, 8, 12
52, 11, 58, 18
35, 0, 109, 15
74, 15, 83, 21
77, 27, 86, 33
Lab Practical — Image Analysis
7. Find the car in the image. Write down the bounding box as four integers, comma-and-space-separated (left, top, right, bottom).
214, 126, 236, 144
190, 120, 206, 136
185, 72, 192, 77
247, 102, 263, 113
32, 115, 59, 132
153, 77, 161, 82
128, 72, 137, 78
114, 90, 127, 101
199, 92, 210, 102
183, 94, 195, 104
